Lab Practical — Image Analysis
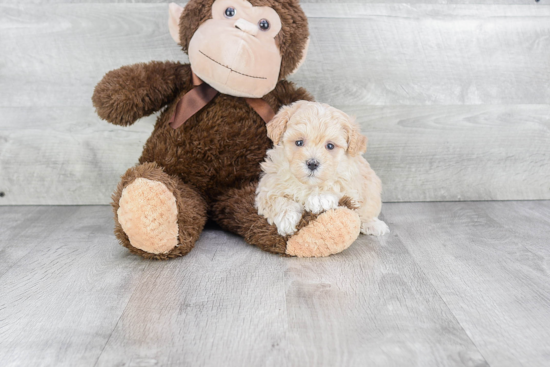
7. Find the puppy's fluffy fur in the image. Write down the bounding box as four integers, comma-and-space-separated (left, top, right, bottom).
256, 101, 389, 237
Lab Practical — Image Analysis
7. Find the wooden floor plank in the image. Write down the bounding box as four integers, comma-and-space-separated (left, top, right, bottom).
94, 227, 291, 367
0, 206, 81, 278
480, 201, 550, 258
279, 226, 488, 367
384, 201, 550, 367
0, 206, 149, 367
94, 220, 487, 367
1, 202, 549, 366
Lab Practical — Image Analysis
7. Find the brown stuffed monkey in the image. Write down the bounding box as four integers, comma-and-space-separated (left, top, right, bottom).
91, 0, 361, 259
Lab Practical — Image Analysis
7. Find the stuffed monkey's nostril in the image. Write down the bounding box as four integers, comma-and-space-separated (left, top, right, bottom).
306, 159, 320, 171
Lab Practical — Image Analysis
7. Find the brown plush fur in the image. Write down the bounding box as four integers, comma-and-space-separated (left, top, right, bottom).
92, 61, 188, 127
92, 0, 360, 259
211, 183, 288, 254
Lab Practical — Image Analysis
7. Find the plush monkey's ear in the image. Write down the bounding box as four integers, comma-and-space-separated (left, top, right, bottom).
345, 118, 368, 156
288, 38, 310, 76
267, 101, 307, 145
169, 3, 184, 44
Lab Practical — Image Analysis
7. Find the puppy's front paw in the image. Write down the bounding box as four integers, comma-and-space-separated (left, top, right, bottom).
361, 218, 390, 236
274, 207, 303, 237
305, 193, 339, 214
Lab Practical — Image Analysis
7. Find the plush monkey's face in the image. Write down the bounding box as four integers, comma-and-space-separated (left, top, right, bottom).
169, 0, 309, 98
189, 0, 282, 97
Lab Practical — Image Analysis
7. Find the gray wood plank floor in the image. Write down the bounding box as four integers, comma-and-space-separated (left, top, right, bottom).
0, 202, 549, 366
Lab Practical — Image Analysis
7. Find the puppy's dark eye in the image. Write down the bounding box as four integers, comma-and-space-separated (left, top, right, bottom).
326, 143, 335, 150
259, 19, 270, 31
224, 7, 236, 18
295, 140, 304, 147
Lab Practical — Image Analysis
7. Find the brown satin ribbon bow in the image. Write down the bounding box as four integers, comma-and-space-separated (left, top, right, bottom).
169, 72, 275, 129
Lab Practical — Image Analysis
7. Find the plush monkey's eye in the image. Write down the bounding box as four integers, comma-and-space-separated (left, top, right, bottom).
224, 7, 236, 18
295, 140, 304, 147
326, 143, 335, 150
259, 19, 270, 31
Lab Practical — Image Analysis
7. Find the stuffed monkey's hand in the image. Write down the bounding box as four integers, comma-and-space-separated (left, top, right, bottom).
92, 61, 187, 126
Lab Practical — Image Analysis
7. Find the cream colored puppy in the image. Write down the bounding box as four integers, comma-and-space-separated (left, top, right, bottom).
256, 101, 389, 237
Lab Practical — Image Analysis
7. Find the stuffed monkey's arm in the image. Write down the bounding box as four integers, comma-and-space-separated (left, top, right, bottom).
92, 61, 188, 126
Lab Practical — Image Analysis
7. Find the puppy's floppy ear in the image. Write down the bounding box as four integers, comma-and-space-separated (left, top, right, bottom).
344, 117, 368, 156
267, 101, 307, 145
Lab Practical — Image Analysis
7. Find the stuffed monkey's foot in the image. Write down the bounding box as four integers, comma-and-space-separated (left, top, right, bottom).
118, 178, 179, 254
113, 162, 207, 260
286, 207, 361, 257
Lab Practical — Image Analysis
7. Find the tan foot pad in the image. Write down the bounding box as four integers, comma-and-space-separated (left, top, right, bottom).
117, 178, 179, 254
286, 207, 361, 257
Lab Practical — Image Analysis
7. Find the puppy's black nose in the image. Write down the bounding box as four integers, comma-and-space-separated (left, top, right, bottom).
306, 159, 320, 171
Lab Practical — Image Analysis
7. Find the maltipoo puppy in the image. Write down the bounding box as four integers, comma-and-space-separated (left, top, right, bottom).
256, 101, 389, 237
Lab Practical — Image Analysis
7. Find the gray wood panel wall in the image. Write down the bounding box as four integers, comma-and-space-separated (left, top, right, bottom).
0, 2, 549, 204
